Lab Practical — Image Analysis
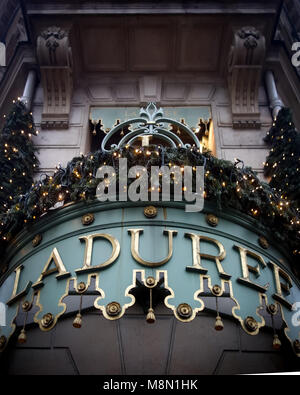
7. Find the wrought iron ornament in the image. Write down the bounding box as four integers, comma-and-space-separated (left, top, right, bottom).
101, 102, 201, 152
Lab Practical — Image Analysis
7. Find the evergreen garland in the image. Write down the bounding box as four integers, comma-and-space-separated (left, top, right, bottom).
0, 145, 299, 272
0, 100, 39, 215
0, 104, 299, 275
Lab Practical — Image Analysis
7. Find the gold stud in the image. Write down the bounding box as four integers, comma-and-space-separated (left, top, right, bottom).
144, 206, 158, 218
41, 313, 54, 328
146, 276, 156, 287
177, 303, 192, 320
106, 302, 121, 317
215, 315, 224, 331
22, 300, 32, 312
258, 236, 269, 249
267, 303, 277, 315
206, 214, 219, 227
244, 316, 258, 333
146, 308, 156, 324
77, 281, 86, 293
72, 313, 82, 328
81, 213, 94, 225
18, 329, 27, 344
212, 284, 222, 296
32, 234, 42, 247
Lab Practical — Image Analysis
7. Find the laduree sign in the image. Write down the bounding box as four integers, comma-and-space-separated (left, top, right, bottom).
0, 201, 299, 356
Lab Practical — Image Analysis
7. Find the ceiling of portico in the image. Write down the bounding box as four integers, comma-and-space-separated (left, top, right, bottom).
76, 16, 224, 74
29, 13, 278, 83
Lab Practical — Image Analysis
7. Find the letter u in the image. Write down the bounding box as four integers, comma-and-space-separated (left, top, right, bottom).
128, 229, 177, 267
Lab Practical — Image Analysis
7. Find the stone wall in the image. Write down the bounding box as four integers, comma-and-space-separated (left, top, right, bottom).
31, 78, 272, 179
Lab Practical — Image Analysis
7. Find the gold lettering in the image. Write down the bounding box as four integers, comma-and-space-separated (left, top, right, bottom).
128, 228, 177, 267
234, 245, 268, 293
75, 233, 120, 274
6, 265, 32, 306
268, 261, 293, 310
185, 233, 230, 279
32, 248, 70, 289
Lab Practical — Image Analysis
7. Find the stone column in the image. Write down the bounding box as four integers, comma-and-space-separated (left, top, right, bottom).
265, 70, 284, 119
20, 69, 37, 110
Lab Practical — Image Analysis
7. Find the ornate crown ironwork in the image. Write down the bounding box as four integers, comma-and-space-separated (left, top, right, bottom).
101, 102, 201, 152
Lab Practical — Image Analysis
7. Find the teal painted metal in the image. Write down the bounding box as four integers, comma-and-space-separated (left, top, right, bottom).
0, 201, 299, 356
90, 105, 211, 135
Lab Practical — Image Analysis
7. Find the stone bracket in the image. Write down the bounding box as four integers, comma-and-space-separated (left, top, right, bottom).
228, 27, 265, 129
37, 26, 73, 129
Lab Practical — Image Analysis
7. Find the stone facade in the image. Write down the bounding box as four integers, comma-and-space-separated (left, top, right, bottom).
1, 0, 299, 180
1, 1, 300, 376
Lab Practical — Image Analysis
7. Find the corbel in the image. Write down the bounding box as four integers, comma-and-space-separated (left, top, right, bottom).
37, 26, 73, 129
228, 27, 265, 129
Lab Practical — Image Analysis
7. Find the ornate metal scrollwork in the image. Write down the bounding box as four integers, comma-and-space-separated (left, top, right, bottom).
101, 102, 201, 152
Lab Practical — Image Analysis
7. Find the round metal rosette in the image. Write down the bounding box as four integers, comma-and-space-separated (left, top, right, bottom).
266, 303, 277, 315
143, 206, 158, 218
177, 303, 193, 320
244, 316, 259, 333
106, 302, 122, 317
41, 313, 54, 329
32, 234, 42, 247
77, 281, 87, 293
258, 236, 269, 249
212, 284, 222, 296
206, 213, 219, 227
1, 264, 8, 275
22, 300, 32, 312
81, 213, 95, 226
145, 276, 156, 287
0, 335, 6, 351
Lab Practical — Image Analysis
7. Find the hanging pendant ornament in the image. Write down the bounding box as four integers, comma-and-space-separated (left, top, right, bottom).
18, 300, 31, 344
73, 294, 83, 328
214, 291, 223, 331
267, 304, 281, 350
73, 282, 86, 328
146, 287, 156, 324
272, 334, 281, 350
18, 300, 32, 343
271, 314, 281, 350
73, 312, 82, 328
18, 328, 27, 344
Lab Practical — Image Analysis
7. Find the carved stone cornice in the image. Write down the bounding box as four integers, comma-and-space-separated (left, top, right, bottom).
228, 27, 265, 129
37, 26, 73, 129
